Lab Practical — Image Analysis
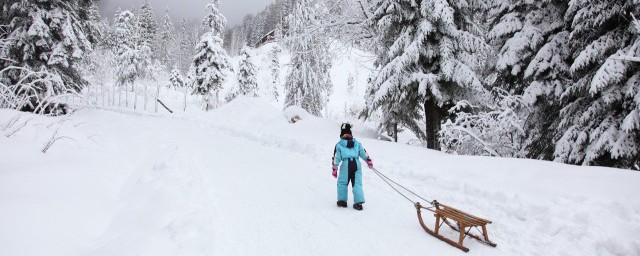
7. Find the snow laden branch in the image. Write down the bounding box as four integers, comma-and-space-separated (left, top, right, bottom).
0, 66, 77, 115
609, 13, 640, 63
439, 89, 529, 158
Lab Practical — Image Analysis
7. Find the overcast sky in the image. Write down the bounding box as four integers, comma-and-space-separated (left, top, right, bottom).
98, 0, 273, 26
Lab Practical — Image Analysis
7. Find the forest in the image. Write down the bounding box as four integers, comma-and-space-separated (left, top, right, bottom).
1, 0, 639, 170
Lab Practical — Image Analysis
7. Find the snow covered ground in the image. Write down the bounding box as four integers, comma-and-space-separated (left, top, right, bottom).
1, 96, 639, 256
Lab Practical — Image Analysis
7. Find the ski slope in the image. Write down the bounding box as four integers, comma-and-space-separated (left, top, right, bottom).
1, 97, 639, 256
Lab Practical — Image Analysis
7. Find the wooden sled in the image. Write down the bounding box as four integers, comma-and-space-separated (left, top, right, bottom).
415, 201, 496, 252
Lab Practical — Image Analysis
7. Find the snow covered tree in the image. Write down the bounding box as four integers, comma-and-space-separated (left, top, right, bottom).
554, 0, 640, 169
283, 0, 333, 116
86, 1, 105, 45
169, 68, 184, 88
364, 0, 489, 149
113, 10, 147, 87
227, 46, 258, 102
203, 0, 226, 37
177, 19, 192, 73
347, 74, 355, 94
138, 41, 153, 79
0, 0, 99, 112
157, 8, 176, 67
486, 0, 571, 159
270, 44, 281, 101
487, 0, 567, 94
137, 0, 157, 53
191, 0, 231, 110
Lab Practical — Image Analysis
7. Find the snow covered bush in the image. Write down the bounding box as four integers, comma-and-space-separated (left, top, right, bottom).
283, 105, 310, 124
169, 68, 185, 88
440, 89, 528, 157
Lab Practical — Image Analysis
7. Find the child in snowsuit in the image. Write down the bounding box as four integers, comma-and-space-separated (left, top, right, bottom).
332, 123, 373, 211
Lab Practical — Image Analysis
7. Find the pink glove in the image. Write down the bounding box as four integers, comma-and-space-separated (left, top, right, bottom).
332, 166, 338, 178
366, 158, 373, 169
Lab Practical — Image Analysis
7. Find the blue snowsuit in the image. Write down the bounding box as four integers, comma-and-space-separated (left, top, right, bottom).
332, 137, 370, 204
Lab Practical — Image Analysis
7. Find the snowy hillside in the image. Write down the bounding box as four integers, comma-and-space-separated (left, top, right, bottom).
1, 97, 639, 256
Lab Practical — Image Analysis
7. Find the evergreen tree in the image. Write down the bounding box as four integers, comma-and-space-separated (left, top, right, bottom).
364, 0, 489, 149
203, 0, 226, 37
283, 0, 333, 116
191, 0, 231, 110
554, 0, 640, 168
487, 0, 570, 159
137, 0, 157, 52
86, 1, 105, 44
113, 10, 144, 87
487, 0, 567, 94
178, 18, 192, 73
0, 0, 99, 111
158, 9, 176, 66
270, 44, 282, 101
228, 46, 258, 102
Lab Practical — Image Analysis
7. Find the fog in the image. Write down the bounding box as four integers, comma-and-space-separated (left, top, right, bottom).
98, 0, 273, 25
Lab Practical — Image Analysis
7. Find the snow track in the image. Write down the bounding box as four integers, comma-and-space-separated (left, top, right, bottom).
1, 99, 639, 256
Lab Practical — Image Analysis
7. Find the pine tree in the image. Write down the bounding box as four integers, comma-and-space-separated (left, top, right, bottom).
270, 44, 282, 101
364, 0, 489, 148
86, 1, 105, 44
487, 0, 571, 159
228, 46, 258, 102
178, 18, 192, 73
487, 1, 567, 93
137, 0, 157, 53
283, 0, 333, 116
0, 0, 98, 112
113, 10, 144, 87
191, 0, 231, 110
203, 0, 226, 37
554, 0, 640, 169
158, 9, 176, 67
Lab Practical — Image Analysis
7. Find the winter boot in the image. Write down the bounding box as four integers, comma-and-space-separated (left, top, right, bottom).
353, 202, 363, 211
337, 200, 347, 207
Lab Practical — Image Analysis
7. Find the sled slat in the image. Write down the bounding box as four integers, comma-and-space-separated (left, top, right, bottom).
415, 201, 496, 253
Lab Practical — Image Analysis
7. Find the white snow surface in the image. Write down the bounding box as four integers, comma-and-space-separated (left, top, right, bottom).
1, 96, 640, 256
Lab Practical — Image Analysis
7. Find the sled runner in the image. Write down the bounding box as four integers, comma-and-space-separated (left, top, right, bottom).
415, 201, 496, 252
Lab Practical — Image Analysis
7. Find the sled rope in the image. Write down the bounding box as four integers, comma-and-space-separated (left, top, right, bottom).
370, 167, 434, 206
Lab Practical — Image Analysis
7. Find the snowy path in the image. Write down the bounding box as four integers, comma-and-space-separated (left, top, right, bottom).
1, 99, 640, 256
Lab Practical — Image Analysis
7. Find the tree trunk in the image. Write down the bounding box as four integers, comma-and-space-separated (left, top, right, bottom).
425, 96, 441, 150
393, 122, 398, 143
183, 86, 188, 112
